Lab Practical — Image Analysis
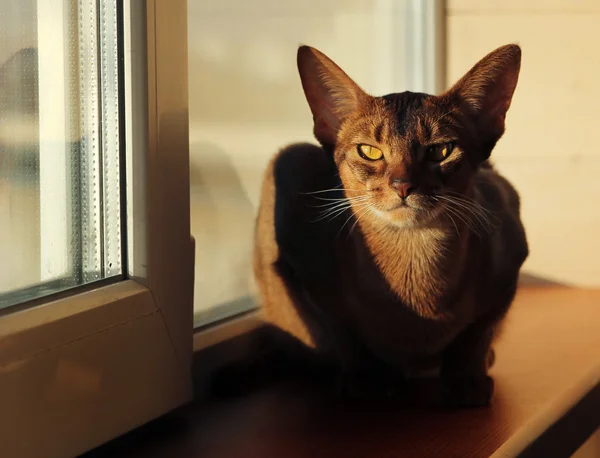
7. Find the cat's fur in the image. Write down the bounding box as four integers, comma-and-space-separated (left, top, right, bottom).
218, 44, 528, 408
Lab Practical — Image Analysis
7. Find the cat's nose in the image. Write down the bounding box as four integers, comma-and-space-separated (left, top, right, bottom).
389, 180, 415, 199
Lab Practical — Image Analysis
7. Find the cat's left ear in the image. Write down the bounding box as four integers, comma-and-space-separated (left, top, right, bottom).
297, 46, 369, 149
444, 44, 521, 159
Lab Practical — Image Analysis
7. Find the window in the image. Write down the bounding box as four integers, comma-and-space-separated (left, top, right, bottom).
188, 0, 444, 328
0, 1, 193, 457
0, 0, 122, 311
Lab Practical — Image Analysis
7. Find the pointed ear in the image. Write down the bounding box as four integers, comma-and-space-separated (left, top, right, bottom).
445, 44, 521, 158
297, 46, 368, 148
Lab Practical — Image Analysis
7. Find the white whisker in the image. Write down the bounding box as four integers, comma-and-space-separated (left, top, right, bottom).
336, 201, 373, 237
348, 205, 374, 238
311, 195, 371, 204
444, 190, 499, 219
301, 186, 363, 195
435, 194, 497, 235
438, 199, 483, 238
432, 197, 460, 240
312, 198, 373, 223
437, 196, 490, 231
312, 196, 372, 221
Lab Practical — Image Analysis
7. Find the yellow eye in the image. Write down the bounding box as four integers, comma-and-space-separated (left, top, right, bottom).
358, 144, 383, 161
425, 142, 455, 162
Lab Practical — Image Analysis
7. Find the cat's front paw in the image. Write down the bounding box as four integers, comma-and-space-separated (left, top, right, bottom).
440, 375, 494, 409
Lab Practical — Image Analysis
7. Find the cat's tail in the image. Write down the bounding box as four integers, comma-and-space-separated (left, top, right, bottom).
208, 323, 336, 399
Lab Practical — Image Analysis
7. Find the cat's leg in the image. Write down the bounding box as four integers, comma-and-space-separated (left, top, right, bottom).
437, 266, 520, 408
334, 352, 404, 400
439, 320, 498, 408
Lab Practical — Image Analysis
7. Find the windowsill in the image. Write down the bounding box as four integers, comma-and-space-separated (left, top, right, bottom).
86, 286, 600, 457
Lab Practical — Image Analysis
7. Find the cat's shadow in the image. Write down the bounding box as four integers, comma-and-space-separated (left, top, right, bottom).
190, 141, 256, 316
518, 273, 566, 287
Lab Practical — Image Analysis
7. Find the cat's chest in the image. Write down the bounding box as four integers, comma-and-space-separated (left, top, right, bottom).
333, 228, 470, 360
341, 277, 467, 364
356, 228, 457, 315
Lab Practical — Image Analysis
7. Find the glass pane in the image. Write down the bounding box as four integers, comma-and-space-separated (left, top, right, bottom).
188, 0, 423, 326
0, 0, 123, 310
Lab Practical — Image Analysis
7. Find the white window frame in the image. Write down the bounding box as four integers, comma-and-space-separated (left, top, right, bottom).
0, 2, 193, 457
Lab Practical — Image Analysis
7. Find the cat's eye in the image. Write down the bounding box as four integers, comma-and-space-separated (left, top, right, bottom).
425, 142, 455, 162
358, 144, 384, 161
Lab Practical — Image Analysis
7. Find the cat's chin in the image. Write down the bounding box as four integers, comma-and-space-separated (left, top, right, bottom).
372, 205, 442, 230
372, 207, 425, 229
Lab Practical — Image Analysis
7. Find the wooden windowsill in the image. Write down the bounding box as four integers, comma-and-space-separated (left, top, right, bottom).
84, 287, 600, 458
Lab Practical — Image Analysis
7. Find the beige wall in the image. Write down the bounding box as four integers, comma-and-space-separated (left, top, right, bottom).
447, 0, 600, 286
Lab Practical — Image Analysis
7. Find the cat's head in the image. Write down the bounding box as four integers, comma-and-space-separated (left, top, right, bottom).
297, 44, 521, 229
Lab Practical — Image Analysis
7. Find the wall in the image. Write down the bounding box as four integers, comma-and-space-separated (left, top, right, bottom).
446, 0, 600, 286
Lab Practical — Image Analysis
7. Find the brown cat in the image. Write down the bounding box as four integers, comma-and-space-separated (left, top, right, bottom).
217, 44, 528, 408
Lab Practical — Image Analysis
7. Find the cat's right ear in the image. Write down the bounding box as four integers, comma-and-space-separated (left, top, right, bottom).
297, 46, 368, 148
444, 44, 521, 160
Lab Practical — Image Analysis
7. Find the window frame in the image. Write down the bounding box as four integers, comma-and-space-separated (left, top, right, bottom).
0, 1, 193, 457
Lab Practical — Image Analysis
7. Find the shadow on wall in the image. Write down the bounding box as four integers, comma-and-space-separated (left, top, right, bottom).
518, 272, 567, 287
190, 141, 256, 315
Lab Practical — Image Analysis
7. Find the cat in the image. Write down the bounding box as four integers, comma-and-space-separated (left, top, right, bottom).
214, 44, 528, 408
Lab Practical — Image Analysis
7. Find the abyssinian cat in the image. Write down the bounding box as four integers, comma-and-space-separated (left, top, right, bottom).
217, 44, 528, 408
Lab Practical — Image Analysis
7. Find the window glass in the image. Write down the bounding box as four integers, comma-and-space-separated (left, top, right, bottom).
0, 0, 122, 309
